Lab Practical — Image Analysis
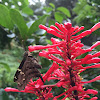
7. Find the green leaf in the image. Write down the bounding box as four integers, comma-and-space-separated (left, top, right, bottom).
40, 57, 51, 68
57, 7, 71, 17
36, 29, 46, 35
0, 27, 11, 49
43, 7, 53, 13
48, 19, 55, 26
39, 36, 47, 44
49, 3, 55, 8
22, 6, 33, 15
9, 95, 15, 100
0, 4, 13, 29
24, 0, 29, 5
95, 43, 100, 51
46, 39, 52, 45
92, 82, 100, 91
0, 62, 11, 72
10, 9, 28, 39
14, 0, 29, 9
54, 12, 63, 23
28, 15, 48, 35
0, 89, 9, 100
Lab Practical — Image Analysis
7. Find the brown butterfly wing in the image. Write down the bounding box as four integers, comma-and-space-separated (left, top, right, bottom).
13, 52, 28, 83
14, 52, 44, 91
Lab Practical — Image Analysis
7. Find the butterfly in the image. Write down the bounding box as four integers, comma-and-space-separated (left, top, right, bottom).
14, 51, 44, 91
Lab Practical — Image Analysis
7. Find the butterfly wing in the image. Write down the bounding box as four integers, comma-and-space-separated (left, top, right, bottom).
14, 52, 44, 91
14, 55, 27, 83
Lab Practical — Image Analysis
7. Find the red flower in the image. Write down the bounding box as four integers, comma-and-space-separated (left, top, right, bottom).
5, 22, 100, 100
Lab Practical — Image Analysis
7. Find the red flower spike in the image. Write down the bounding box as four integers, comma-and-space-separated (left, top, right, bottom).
43, 62, 59, 82
4, 87, 22, 92
92, 51, 100, 57
5, 22, 100, 100
71, 26, 84, 35
55, 22, 66, 32
85, 89, 98, 95
39, 24, 48, 31
64, 22, 72, 30
28, 43, 62, 52
91, 22, 100, 32
71, 30, 92, 39
91, 41, 100, 49
47, 28, 64, 39
90, 97, 98, 100
81, 76, 100, 84
50, 25, 64, 35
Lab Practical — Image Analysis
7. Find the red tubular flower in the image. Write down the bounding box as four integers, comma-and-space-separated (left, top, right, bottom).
5, 22, 100, 100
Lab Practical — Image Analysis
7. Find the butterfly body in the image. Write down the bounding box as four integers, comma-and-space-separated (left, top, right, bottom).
14, 51, 44, 91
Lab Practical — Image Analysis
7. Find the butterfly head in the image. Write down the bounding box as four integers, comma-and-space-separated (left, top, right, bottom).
23, 51, 32, 58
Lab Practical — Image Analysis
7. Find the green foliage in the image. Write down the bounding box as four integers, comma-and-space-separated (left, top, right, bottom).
0, 4, 13, 29
0, 88, 16, 100
28, 15, 48, 35
10, 9, 28, 39
49, 3, 55, 8
22, 6, 34, 15
73, 0, 100, 27
0, 3, 49, 49
0, 1, 71, 49
57, 7, 71, 18
0, 41, 24, 87
94, 44, 100, 51
43, 3, 71, 23
48, 19, 55, 27
8, 0, 29, 10
0, 62, 11, 72
43, 7, 53, 13
73, 0, 100, 39
0, 26, 11, 49
73, 1, 94, 24
54, 12, 63, 23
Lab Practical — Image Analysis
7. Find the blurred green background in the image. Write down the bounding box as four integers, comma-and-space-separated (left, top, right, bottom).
0, 0, 100, 100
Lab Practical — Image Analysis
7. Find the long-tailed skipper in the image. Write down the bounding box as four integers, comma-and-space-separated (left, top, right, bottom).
14, 51, 44, 91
